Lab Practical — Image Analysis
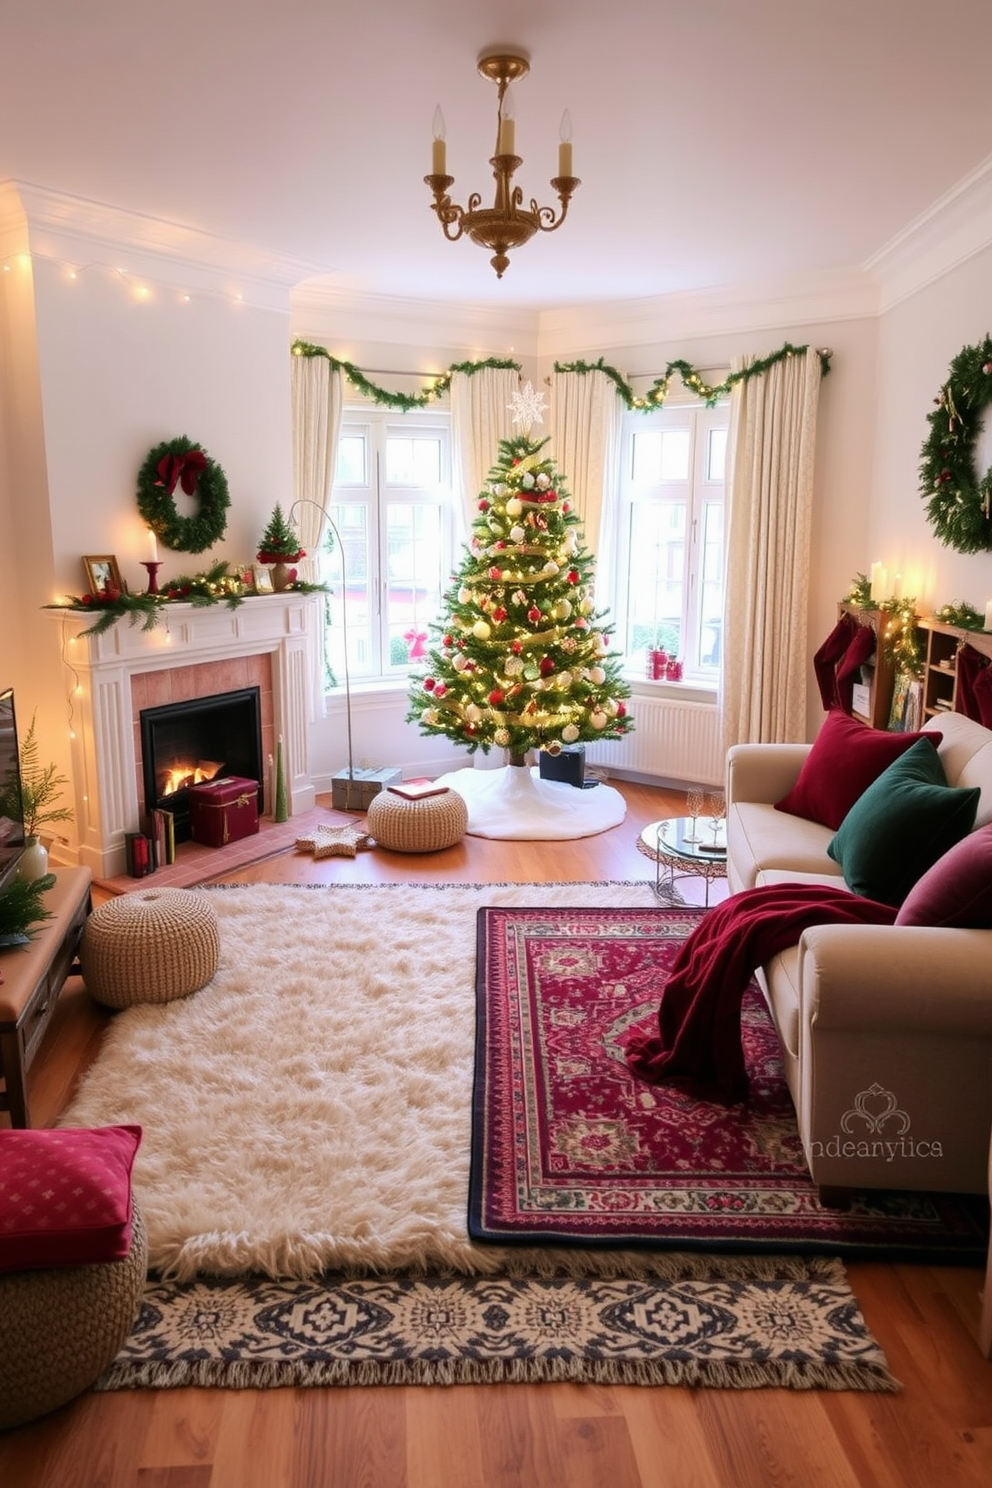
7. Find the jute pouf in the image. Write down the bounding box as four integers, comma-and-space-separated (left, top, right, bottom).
0, 1201, 147, 1429
81, 888, 220, 1008
367, 788, 468, 853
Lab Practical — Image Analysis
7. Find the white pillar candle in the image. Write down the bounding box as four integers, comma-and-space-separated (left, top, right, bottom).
147, 528, 158, 563
984, 600, 992, 631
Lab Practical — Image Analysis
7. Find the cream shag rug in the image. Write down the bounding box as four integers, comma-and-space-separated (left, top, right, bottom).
68, 882, 677, 1281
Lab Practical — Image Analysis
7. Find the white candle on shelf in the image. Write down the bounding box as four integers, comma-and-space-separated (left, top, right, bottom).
984, 600, 992, 632
869, 562, 886, 603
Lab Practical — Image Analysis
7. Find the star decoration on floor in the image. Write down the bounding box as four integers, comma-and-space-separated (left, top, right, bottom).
295, 823, 372, 859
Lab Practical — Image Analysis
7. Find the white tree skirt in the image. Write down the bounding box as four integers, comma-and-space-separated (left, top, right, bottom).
435, 764, 627, 840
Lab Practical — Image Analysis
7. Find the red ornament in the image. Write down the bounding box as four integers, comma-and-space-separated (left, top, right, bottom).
562, 501, 570, 513
488, 689, 505, 706
80, 593, 93, 606
567, 569, 580, 584
423, 677, 436, 691
479, 498, 489, 511
492, 606, 507, 622
527, 607, 541, 623
443, 635, 453, 647
539, 656, 555, 675
489, 566, 503, 580
511, 640, 523, 654
434, 683, 447, 698
617, 702, 627, 717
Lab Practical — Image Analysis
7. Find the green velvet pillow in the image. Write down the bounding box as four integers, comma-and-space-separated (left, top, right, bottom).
826, 737, 980, 906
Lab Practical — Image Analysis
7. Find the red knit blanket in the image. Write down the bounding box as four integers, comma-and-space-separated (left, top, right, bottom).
625, 885, 897, 1102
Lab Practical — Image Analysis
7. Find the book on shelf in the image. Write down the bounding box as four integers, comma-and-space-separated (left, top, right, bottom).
387, 778, 450, 801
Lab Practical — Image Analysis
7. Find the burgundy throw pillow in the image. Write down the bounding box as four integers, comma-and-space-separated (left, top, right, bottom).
895, 824, 992, 928
0, 1124, 142, 1272
775, 709, 942, 830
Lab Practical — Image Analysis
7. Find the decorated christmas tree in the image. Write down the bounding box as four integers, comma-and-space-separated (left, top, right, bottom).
407, 384, 633, 769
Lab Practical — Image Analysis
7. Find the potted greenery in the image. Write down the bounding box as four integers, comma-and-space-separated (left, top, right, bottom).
16, 712, 74, 882
256, 503, 306, 591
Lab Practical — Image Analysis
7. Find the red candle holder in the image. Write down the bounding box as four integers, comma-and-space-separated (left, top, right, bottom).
141, 560, 162, 595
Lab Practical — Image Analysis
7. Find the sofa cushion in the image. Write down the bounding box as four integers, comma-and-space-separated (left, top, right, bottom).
0, 1125, 142, 1273
827, 738, 980, 906
774, 709, 939, 830
895, 823, 992, 928
727, 802, 842, 893
925, 712, 992, 827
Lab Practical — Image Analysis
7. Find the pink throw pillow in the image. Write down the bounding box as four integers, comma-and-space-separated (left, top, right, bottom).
895, 825, 992, 928
775, 709, 941, 830
0, 1124, 142, 1272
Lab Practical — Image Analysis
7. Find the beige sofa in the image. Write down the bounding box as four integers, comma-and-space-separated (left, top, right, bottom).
726, 712, 992, 1198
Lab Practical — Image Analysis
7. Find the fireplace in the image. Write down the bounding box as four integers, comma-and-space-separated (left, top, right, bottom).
140, 687, 264, 842
48, 592, 322, 878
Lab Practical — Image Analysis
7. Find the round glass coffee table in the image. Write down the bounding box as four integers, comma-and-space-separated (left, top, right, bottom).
637, 817, 728, 907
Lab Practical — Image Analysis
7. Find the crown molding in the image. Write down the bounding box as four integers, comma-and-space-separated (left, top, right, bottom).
290, 280, 540, 360
864, 152, 992, 312
536, 269, 880, 358
2, 181, 322, 312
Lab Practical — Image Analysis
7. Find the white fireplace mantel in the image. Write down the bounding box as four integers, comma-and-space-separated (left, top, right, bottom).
49, 592, 321, 877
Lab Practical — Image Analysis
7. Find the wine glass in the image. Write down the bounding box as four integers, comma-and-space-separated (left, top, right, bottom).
707, 790, 726, 842
685, 786, 705, 842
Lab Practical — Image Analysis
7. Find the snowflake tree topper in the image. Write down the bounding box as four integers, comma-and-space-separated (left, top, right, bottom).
508, 380, 548, 433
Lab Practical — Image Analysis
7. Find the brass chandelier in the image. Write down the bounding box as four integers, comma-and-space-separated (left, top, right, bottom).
425, 51, 580, 280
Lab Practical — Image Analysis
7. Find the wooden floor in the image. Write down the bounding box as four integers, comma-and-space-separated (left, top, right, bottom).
2, 778, 991, 1486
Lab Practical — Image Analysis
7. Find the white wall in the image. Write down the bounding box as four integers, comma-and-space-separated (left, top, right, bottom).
869, 243, 992, 615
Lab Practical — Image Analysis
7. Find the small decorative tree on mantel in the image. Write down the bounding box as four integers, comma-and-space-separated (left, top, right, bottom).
256, 503, 306, 591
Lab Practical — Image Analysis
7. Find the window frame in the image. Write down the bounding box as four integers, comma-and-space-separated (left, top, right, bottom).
614, 399, 728, 686
322, 405, 454, 686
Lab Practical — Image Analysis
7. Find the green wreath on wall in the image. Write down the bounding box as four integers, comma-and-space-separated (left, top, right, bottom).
136, 435, 230, 554
919, 335, 992, 553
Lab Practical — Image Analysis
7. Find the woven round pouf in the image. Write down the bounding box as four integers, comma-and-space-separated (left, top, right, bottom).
81, 888, 220, 1008
367, 789, 468, 853
0, 1201, 147, 1430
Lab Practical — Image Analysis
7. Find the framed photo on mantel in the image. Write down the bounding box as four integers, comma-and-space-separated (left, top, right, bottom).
82, 554, 124, 598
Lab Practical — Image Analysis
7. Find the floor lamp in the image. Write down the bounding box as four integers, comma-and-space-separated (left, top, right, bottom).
289, 499, 357, 805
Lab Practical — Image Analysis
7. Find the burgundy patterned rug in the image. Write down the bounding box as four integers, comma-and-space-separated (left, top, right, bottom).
470, 906, 989, 1260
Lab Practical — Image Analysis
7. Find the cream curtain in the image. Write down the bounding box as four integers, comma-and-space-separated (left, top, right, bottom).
291, 353, 345, 718
449, 366, 520, 537
291, 354, 344, 581
550, 367, 623, 575
721, 345, 822, 752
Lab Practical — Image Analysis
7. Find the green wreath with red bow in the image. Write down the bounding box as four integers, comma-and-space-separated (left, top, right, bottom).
920, 335, 992, 553
136, 436, 230, 554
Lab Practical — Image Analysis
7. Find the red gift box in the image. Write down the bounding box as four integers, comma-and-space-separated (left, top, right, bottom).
188, 775, 260, 847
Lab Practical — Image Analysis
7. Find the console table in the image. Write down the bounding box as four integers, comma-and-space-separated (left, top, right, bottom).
0, 868, 92, 1128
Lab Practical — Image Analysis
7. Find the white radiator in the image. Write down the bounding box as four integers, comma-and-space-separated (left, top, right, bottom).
585, 695, 723, 787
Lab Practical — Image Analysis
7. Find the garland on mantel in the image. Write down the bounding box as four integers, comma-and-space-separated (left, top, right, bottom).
47, 561, 327, 638
291, 340, 831, 414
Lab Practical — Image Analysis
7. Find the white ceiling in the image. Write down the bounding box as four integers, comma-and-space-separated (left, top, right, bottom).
3, 0, 992, 310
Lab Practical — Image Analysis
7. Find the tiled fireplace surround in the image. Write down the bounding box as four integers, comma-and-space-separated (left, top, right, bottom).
50, 593, 320, 879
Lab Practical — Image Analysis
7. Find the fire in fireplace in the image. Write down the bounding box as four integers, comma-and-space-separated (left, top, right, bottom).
140, 687, 264, 841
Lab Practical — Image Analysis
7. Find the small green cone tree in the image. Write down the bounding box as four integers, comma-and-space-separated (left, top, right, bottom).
407, 431, 633, 764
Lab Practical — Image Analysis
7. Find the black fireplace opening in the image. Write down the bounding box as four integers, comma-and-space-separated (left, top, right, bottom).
140, 687, 264, 842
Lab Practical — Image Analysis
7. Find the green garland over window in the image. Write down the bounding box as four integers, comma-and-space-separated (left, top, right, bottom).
291, 339, 829, 415
919, 335, 992, 554
554, 343, 831, 410
136, 435, 230, 554
291, 342, 521, 411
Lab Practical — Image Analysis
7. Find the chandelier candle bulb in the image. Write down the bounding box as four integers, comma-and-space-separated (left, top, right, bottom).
558, 111, 573, 177
498, 93, 515, 156
431, 106, 446, 175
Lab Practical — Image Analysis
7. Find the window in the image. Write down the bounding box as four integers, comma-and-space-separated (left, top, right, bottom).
322, 410, 453, 683
615, 403, 728, 682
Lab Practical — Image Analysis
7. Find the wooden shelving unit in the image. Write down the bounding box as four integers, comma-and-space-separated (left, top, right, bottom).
916, 617, 992, 720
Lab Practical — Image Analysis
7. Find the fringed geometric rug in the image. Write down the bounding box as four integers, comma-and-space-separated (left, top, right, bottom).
470, 906, 989, 1260
97, 1260, 898, 1392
